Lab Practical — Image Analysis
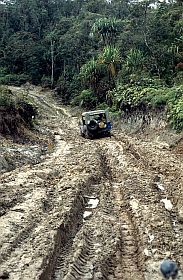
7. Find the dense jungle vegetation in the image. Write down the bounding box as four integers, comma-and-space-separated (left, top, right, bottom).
0, 0, 183, 129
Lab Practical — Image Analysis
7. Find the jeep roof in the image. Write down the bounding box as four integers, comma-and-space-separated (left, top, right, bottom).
82, 110, 106, 117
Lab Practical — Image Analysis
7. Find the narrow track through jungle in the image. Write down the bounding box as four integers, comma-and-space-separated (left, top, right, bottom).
0, 87, 182, 280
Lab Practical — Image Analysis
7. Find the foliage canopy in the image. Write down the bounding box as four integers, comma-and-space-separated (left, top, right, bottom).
0, 0, 183, 129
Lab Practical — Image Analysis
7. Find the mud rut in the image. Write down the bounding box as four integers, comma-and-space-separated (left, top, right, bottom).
0, 88, 183, 280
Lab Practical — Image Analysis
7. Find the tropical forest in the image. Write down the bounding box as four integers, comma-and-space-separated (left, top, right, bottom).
0, 0, 183, 130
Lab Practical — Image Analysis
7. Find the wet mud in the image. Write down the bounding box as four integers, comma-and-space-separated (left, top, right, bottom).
0, 87, 182, 280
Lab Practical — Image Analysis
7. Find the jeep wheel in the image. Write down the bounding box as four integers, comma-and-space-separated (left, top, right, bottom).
80, 128, 85, 137
87, 120, 98, 132
85, 130, 93, 139
106, 131, 111, 137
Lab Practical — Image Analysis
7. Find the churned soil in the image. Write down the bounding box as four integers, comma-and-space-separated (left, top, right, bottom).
0, 87, 182, 280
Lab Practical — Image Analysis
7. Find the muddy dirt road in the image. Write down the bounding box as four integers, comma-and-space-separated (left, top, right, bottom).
0, 87, 183, 280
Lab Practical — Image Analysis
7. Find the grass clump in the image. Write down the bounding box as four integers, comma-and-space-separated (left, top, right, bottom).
0, 87, 15, 107
71, 89, 97, 109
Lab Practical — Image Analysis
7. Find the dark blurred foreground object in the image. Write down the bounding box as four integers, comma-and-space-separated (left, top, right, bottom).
0, 271, 9, 279
160, 259, 178, 279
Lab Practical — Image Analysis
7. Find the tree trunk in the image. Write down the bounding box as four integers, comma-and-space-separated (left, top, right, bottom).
143, 2, 161, 79
51, 40, 55, 88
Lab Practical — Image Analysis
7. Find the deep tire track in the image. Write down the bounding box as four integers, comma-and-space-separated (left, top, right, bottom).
98, 145, 145, 280
48, 146, 145, 280
99, 136, 183, 279
0, 88, 182, 280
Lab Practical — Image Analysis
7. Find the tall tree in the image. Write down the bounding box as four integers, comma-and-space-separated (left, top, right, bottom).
90, 17, 120, 46
99, 46, 120, 85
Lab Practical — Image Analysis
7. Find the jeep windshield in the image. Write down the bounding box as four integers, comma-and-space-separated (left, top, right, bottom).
87, 113, 104, 121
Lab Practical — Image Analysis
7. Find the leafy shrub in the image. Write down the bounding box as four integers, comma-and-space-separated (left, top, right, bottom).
110, 84, 148, 111
167, 89, 183, 130
0, 86, 15, 107
0, 67, 8, 76
142, 88, 168, 108
55, 75, 81, 104
0, 74, 31, 86
96, 102, 109, 110
41, 75, 52, 88
71, 89, 97, 109
173, 72, 183, 85
110, 83, 183, 130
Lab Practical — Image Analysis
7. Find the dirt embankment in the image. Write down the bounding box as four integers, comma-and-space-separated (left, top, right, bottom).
0, 87, 53, 173
119, 108, 183, 147
0, 87, 183, 280
0, 87, 36, 138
